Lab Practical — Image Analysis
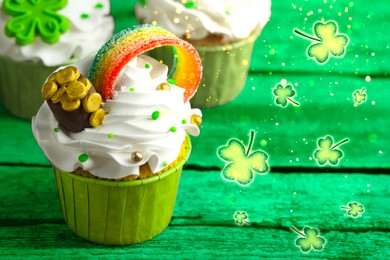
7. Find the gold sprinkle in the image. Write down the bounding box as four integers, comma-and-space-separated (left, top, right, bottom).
82, 93, 102, 113
66, 81, 88, 99
56, 66, 80, 85
131, 151, 143, 162
191, 115, 202, 126
157, 82, 171, 90
50, 86, 67, 103
90, 108, 106, 127
42, 81, 58, 100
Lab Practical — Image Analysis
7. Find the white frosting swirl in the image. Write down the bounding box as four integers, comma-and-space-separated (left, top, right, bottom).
135, 0, 271, 41
32, 55, 201, 179
0, 0, 113, 66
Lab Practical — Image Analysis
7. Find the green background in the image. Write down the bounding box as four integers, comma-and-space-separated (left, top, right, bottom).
1, 0, 389, 258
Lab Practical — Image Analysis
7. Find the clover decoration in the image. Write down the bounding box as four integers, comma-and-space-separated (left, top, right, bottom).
273, 83, 300, 107
313, 136, 349, 166
3, 0, 70, 45
217, 131, 269, 186
234, 211, 250, 226
291, 226, 326, 253
294, 21, 349, 64
353, 88, 367, 105
340, 202, 365, 218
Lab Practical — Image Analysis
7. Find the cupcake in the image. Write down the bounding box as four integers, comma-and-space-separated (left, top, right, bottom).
32, 25, 203, 245
135, 0, 271, 107
0, 0, 114, 119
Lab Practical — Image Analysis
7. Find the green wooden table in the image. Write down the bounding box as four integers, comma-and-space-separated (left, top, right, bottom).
1, 0, 389, 258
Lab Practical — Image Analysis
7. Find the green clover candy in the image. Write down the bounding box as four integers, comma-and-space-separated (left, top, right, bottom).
273, 83, 300, 107
313, 136, 349, 166
217, 131, 269, 186
294, 20, 349, 64
3, 0, 70, 45
291, 226, 326, 253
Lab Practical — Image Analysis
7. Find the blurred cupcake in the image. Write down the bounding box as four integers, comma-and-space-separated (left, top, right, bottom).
135, 0, 271, 107
32, 25, 203, 245
0, 0, 113, 119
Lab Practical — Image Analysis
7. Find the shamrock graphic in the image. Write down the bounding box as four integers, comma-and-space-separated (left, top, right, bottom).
313, 136, 349, 166
273, 83, 300, 107
291, 226, 326, 253
3, 0, 70, 45
234, 211, 250, 226
341, 202, 365, 217
217, 131, 269, 186
294, 20, 349, 64
353, 88, 367, 104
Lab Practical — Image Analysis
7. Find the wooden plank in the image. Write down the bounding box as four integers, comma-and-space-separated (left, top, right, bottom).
1, 166, 389, 231
0, 224, 389, 258
1, 74, 389, 168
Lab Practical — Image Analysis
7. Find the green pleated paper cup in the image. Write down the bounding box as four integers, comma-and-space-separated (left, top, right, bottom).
0, 55, 57, 119
148, 29, 261, 108
52, 136, 191, 245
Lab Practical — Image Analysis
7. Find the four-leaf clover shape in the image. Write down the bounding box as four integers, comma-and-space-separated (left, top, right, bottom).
217, 131, 269, 186
291, 226, 326, 253
294, 20, 349, 64
314, 136, 349, 166
234, 211, 250, 226
353, 88, 367, 104
273, 83, 300, 107
341, 202, 365, 217
3, 0, 70, 45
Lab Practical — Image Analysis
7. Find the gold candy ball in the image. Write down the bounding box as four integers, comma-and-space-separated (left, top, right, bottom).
157, 82, 170, 91
131, 151, 143, 162
191, 115, 202, 126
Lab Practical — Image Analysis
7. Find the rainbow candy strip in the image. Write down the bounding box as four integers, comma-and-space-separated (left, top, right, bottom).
89, 24, 202, 102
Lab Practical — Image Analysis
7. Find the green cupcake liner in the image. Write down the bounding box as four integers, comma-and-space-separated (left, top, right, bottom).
0, 56, 56, 119
148, 29, 261, 108
52, 135, 191, 245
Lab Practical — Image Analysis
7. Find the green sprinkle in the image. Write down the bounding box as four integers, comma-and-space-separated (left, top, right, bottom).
169, 126, 177, 132
260, 139, 268, 147
162, 161, 168, 167
152, 111, 160, 120
167, 79, 176, 84
129, 87, 135, 92
182, 119, 187, 124
108, 133, 114, 139
81, 13, 89, 19
145, 63, 151, 69
53, 127, 59, 133
184, 1, 195, 8
78, 154, 88, 163
95, 3, 104, 9
225, 9, 231, 16
140, 0, 147, 7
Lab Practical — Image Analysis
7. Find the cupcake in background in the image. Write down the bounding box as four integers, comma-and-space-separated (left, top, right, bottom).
135, 0, 271, 107
32, 25, 203, 245
0, 0, 114, 119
